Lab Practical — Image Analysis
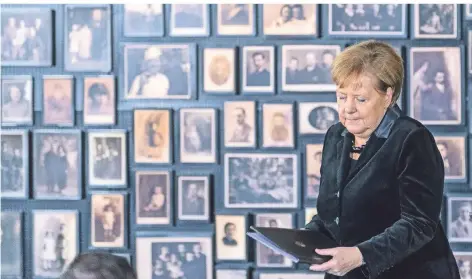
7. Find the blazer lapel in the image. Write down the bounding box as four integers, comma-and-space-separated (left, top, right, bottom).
336, 134, 353, 190
345, 135, 386, 185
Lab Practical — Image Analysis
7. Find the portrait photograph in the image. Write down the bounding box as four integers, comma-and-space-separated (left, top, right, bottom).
262, 103, 294, 148
32, 210, 78, 278
409, 47, 462, 125
305, 207, 318, 226
434, 136, 466, 181
217, 4, 255, 36
88, 130, 127, 186
224, 101, 256, 148
203, 47, 236, 94
136, 171, 171, 225
83, 75, 115, 125
169, 4, 210, 37
43, 76, 75, 126
124, 44, 194, 99
216, 269, 247, 279
1, 76, 33, 126
454, 252, 472, 279
242, 46, 275, 94
225, 153, 298, 208
1, 130, 28, 199
134, 109, 171, 164
178, 176, 209, 222
414, 4, 458, 39
180, 108, 216, 163
124, 4, 164, 37
262, 4, 317, 36
64, 4, 112, 72
281, 44, 341, 92
33, 130, 81, 200
136, 235, 213, 279
258, 272, 324, 279
1, 212, 22, 278
215, 215, 247, 261
448, 197, 472, 242
306, 144, 323, 200
91, 193, 126, 248
299, 102, 338, 134
1, 8, 52, 66
255, 213, 293, 267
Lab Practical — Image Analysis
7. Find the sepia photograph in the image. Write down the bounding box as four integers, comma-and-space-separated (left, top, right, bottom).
43, 76, 75, 126
224, 101, 256, 148
178, 176, 209, 222
448, 197, 472, 242
454, 252, 472, 279
88, 130, 127, 186
33, 130, 81, 200
134, 109, 171, 164
135, 171, 171, 225
305, 207, 318, 226
262, 4, 317, 36
1, 76, 33, 126
216, 269, 247, 279
225, 153, 298, 208
169, 4, 210, 37
215, 215, 247, 261
306, 144, 323, 200
124, 44, 194, 99
217, 4, 255, 36
1, 8, 53, 66
1, 212, 22, 278
1, 130, 28, 199
124, 4, 164, 37
203, 47, 236, 94
262, 103, 294, 148
33, 210, 78, 278
64, 4, 112, 72
409, 47, 462, 125
91, 192, 126, 248
414, 4, 458, 39
136, 235, 213, 279
258, 272, 325, 279
83, 75, 115, 125
299, 102, 338, 134
242, 46, 275, 94
434, 136, 466, 181
180, 108, 217, 163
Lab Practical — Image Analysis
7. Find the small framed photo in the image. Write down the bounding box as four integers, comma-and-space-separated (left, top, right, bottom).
215, 214, 247, 261
262, 103, 294, 148
447, 196, 472, 242
178, 175, 210, 222
225, 153, 298, 208
434, 135, 467, 182
83, 75, 116, 125
33, 130, 82, 200
454, 252, 472, 278
135, 171, 171, 226
466, 4, 472, 20
1, 130, 29, 199
32, 210, 78, 278
124, 4, 164, 37
1, 8, 53, 66
113, 253, 131, 264
169, 4, 210, 37
304, 207, 318, 226
180, 108, 217, 163
88, 130, 127, 187
262, 4, 318, 36
469, 30, 472, 75
43, 75, 75, 126
409, 47, 463, 125
64, 4, 112, 72
224, 101, 256, 148
306, 144, 323, 200
202, 47, 236, 94
1, 76, 33, 126
216, 4, 255, 36
216, 268, 248, 279
413, 4, 459, 39
256, 271, 324, 279
241, 46, 275, 94
299, 102, 338, 134
90, 192, 126, 248
1, 211, 23, 278
134, 109, 172, 164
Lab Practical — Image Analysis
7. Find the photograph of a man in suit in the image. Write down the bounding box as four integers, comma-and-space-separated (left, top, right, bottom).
285, 57, 300, 84
458, 259, 472, 279
229, 107, 252, 143
436, 141, 461, 177
421, 71, 454, 121
300, 52, 322, 84
451, 202, 472, 239
182, 182, 205, 216
222, 222, 238, 246
246, 52, 270, 87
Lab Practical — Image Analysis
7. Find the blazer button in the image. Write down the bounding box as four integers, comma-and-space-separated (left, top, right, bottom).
335, 217, 339, 224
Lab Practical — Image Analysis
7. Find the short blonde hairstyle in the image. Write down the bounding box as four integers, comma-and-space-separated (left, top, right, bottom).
331, 40, 404, 105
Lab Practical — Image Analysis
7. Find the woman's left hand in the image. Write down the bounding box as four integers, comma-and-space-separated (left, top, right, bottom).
309, 247, 364, 276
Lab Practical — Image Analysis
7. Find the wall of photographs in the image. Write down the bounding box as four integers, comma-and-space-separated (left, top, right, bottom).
1, 3, 472, 279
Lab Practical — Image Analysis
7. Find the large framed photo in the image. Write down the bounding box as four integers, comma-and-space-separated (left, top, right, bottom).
306, 144, 323, 200
169, 4, 210, 37
32, 210, 78, 278
1, 8, 53, 66
216, 4, 255, 36
413, 4, 459, 39
202, 47, 236, 94
180, 108, 217, 163
64, 4, 112, 72
454, 252, 472, 279
43, 75, 75, 126
256, 271, 324, 279
299, 102, 338, 134
241, 46, 275, 94
447, 196, 472, 242
1, 130, 29, 199
261, 4, 318, 36
83, 75, 116, 125
262, 103, 294, 148
33, 130, 81, 200
90, 192, 126, 248
434, 135, 467, 182
124, 4, 164, 37
225, 153, 298, 208
178, 176, 210, 222
224, 101, 256, 148
409, 47, 463, 125
136, 171, 171, 226
215, 214, 247, 261
216, 269, 248, 279
1, 76, 33, 126
1, 211, 23, 278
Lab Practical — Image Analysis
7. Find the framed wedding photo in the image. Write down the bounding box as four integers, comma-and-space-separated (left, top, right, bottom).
434, 135, 467, 183
1, 211, 23, 278
135, 171, 171, 226
1, 76, 33, 126
169, 4, 210, 37
1, 130, 29, 199
202, 47, 236, 95
177, 175, 210, 222
124, 4, 164, 37
413, 4, 459, 39
216, 4, 255, 36
42, 75, 75, 127
262, 4, 318, 37
262, 103, 294, 148
83, 75, 116, 126
90, 192, 126, 248
224, 101, 256, 148
241, 45, 275, 94
298, 102, 338, 134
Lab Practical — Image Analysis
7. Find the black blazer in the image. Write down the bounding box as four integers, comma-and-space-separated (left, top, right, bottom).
305, 105, 460, 279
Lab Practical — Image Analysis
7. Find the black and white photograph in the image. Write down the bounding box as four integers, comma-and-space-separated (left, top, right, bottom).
33, 130, 81, 200
434, 136, 466, 181
203, 48, 236, 94
136, 235, 213, 279
258, 272, 325, 279
124, 44, 194, 99
298, 102, 338, 134
448, 197, 472, 242
88, 130, 127, 186
467, 4, 472, 20
242, 46, 275, 94
225, 153, 298, 208
33, 210, 78, 278
454, 252, 472, 279
216, 269, 247, 279
306, 144, 323, 200
1, 76, 33, 126
224, 101, 256, 148
64, 5, 112, 72
262, 103, 294, 148
414, 4, 458, 39
124, 4, 164, 37
305, 208, 318, 226
178, 176, 209, 222
469, 30, 472, 75
1, 8, 53, 66
217, 4, 255, 36
180, 108, 216, 163
136, 171, 171, 225
282, 44, 341, 92
83, 75, 115, 125
215, 215, 247, 261
262, 4, 317, 36
169, 4, 210, 37
134, 109, 171, 164
43, 76, 75, 126
91, 193, 126, 248
409, 47, 462, 125
1, 212, 22, 278
1, 130, 28, 199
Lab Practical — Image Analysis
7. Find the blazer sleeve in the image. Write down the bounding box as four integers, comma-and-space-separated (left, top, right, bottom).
356, 127, 445, 279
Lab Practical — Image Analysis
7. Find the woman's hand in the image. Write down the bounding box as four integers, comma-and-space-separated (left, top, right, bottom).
309, 247, 364, 276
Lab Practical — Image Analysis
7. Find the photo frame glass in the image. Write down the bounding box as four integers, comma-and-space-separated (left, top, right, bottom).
83, 76, 115, 125
448, 197, 472, 242
134, 110, 171, 164
1, 131, 28, 199
1, 212, 22, 277
242, 46, 275, 93
224, 101, 256, 148
306, 144, 323, 200
434, 136, 466, 181
263, 4, 317, 36
180, 109, 216, 163
124, 4, 164, 37
215, 215, 247, 261
299, 102, 338, 134
43, 77, 74, 126
178, 176, 209, 221
217, 4, 254, 36
170, 4, 209, 36
415, 4, 457, 39
91, 193, 125, 248
1, 76, 33, 125
454, 252, 472, 278
262, 104, 294, 148
136, 171, 171, 225
203, 48, 235, 93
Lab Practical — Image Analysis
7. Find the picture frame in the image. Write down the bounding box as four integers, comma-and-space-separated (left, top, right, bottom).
216, 4, 256, 36
42, 75, 75, 127
261, 4, 318, 37
113, 253, 131, 264
168, 4, 210, 37
466, 4, 472, 20
201, 46, 236, 95
304, 207, 318, 227
177, 175, 211, 223
412, 4, 459, 39
216, 268, 248, 279
0, 211, 23, 278
83, 75, 116, 126
224, 101, 257, 148
254, 270, 325, 279
261, 103, 295, 148
240, 45, 275, 94
215, 214, 248, 261
298, 102, 338, 134
1, 75, 33, 126
453, 251, 472, 278
447, 195, 472, 242
433, 134, 467, 183
305, 143, 323, 200
123, 4, 164, 37
0, 130, 29, 199
469, 30, 472, 75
